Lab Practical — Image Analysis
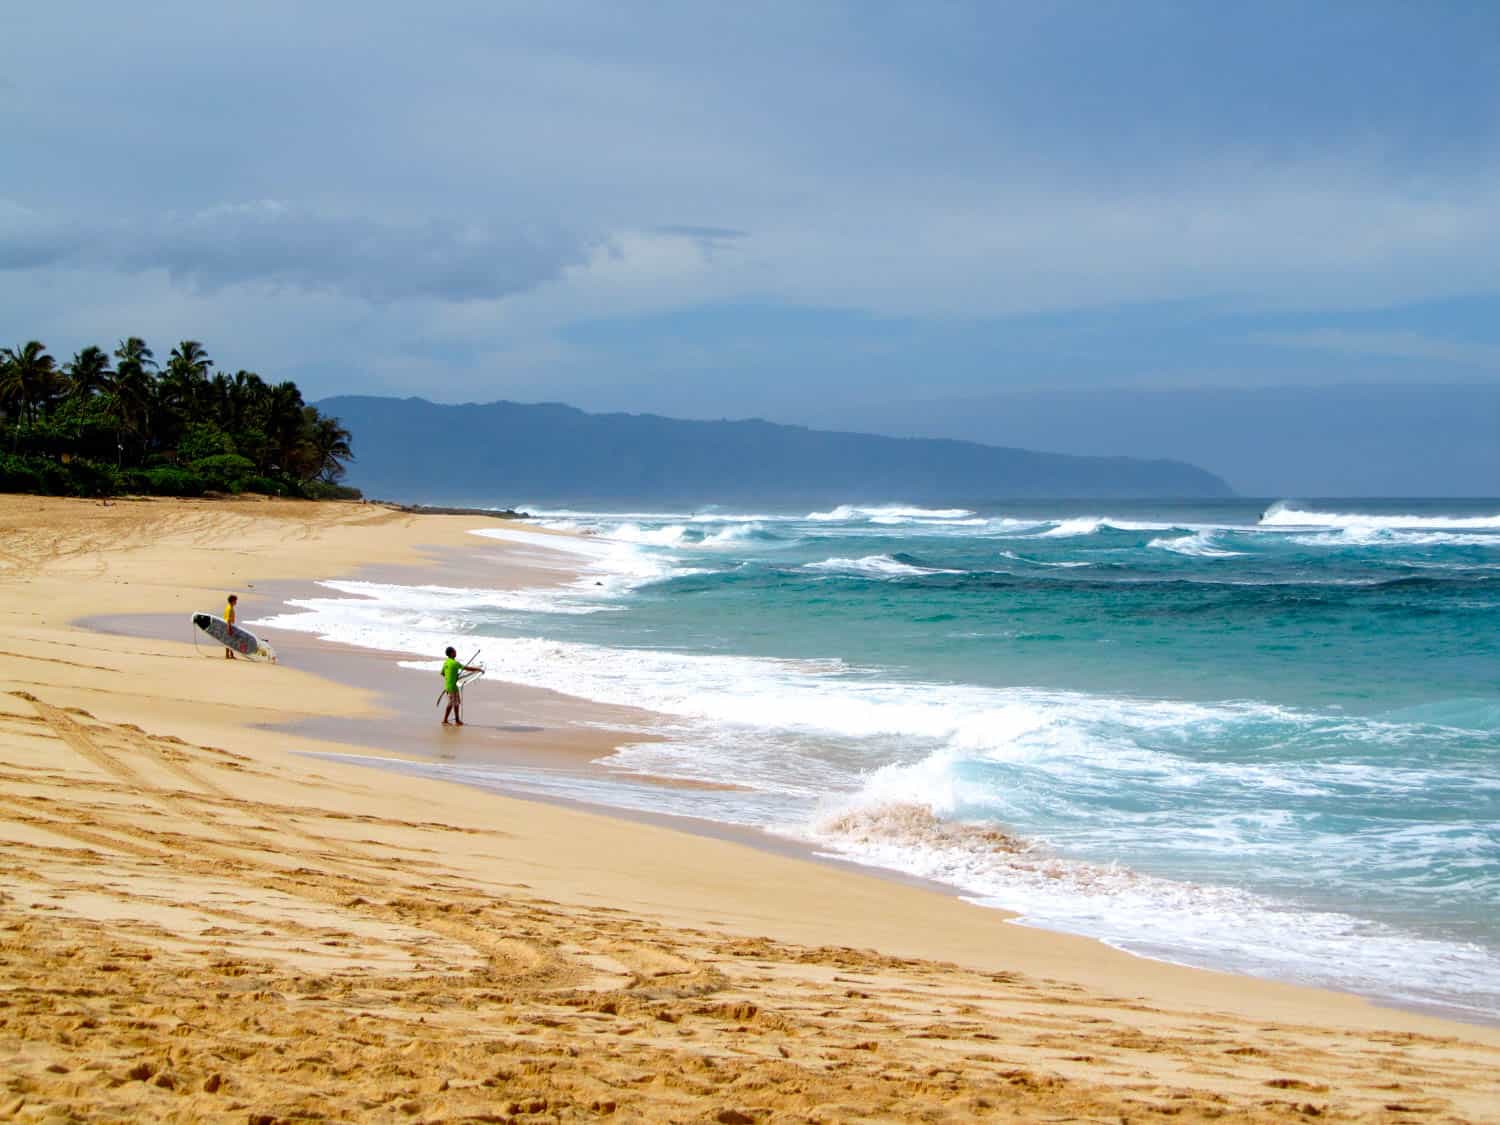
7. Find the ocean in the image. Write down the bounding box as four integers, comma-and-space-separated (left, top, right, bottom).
259, 499, 1500, 1022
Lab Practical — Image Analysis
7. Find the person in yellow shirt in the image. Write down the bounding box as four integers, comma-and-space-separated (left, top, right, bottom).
224, 594, 239, 660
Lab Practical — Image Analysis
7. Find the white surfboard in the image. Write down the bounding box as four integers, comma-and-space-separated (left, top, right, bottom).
191, 613, 277, 662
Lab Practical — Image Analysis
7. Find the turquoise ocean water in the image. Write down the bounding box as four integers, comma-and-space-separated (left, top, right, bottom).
261, 499, 1500, 1021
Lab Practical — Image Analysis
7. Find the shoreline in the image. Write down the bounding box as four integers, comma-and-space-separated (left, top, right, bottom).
139, 524, 1500, 1029
246, 534, 1500, 1038
5, 495, 1499, 1121
82, 554, 992, 906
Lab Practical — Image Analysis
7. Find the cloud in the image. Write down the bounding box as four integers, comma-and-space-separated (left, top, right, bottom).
4, 0, 1500, 434
6, 4, 1500, 323
0, 199, 590, 303
0, 201, 72, 270
652, 225, 747, 243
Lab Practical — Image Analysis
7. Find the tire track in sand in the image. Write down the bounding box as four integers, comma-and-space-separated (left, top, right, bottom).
4, 692, 632, 994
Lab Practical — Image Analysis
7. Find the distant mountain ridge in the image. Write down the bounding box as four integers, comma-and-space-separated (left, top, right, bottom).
319, 395, 1234, 505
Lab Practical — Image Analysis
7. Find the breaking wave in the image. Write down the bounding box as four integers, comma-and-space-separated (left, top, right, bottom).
1148, 532, 1243, 558
803, 554, 962, 578
1261, 502, 1500, 531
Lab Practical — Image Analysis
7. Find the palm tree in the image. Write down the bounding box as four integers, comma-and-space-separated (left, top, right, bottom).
161, 340, 212, 412
64, 345, 113, 401
305, 409, 353, 483
113, 336, 156, 375
0, 328, 357, 497
158, 340, 214, 451
166, 339, 211, 376
206, 372, 234, 423
0, 348, 10, 427
265, 381, 307, 473
105, 337, 158, 464
222, 370, 264, 433
0, 341, 61, 426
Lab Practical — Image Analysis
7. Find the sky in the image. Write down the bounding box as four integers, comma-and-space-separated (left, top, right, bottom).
4, 1, 1499, 494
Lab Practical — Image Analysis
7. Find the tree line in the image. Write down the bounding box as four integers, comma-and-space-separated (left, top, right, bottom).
0, 337, 357, 499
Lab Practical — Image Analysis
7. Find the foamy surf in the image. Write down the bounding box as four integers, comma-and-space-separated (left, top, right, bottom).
317, 578, 614, 616
1260, 503, 1500, 531
802, 554, 962, 578
469, 526, 689, 594
996, 550, 1090, 568
1035, 516, 1186, 537
1288, 528, 1500, 549
806, 504, 977, 522
1147, 532, 1243, 557
802, 801, 1500, 1021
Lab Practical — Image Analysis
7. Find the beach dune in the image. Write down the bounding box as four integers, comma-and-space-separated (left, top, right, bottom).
1, 495, 1497, 1122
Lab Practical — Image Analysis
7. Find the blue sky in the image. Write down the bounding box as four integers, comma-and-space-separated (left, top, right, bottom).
3, 2, 1498, 491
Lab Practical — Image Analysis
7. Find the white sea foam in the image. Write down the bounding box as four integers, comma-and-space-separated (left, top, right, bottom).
874, 514, 989, 526
469, 526, 683, 594
520, 505, 799, 524
1289, 528, 1500, 549
589, 521, 691, 547
514, 518, 770, 553
1147, 532, 1243, 558
698, 523, 762, 545
806, 504, 977, 522
1039, 517, 1107, 537
519, 506, 696, 522
1261, 503, 1500, 531
802, 554, 961, 578
983, 518, 1051, 534
996, 550, 1090, 568
801, 800, 1500, 1019
263, 578, 1291, 753
1035, 516, 1181, 538
316, 579, 613, 617
689, 511, 786, 524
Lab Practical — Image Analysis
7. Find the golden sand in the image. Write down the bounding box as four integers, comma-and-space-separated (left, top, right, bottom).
1, 495, 1497, 1123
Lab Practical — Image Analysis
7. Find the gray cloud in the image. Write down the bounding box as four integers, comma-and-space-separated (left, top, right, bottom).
3, 0, 1499, 452
7, 4, 1499, 320
0, 200, 590, 303
653, 226, 747, 241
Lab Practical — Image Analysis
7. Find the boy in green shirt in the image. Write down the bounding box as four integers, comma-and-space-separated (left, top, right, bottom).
441, 646, 481, 726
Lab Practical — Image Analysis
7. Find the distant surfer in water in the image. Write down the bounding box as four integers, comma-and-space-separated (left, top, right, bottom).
441, 645, 481, 726
224, 594, 238, 660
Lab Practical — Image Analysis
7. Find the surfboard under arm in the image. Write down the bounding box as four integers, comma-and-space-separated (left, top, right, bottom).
192, 613, 275, 662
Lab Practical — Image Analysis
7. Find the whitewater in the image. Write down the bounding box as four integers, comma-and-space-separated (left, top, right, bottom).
257, 498, 1500, 1022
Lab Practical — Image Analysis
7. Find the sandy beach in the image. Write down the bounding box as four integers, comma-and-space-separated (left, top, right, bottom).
2, 495, 1498, 1123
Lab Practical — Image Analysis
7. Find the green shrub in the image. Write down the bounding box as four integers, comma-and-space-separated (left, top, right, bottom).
177, 422, 237, 462
131, 467, 207, 496
188, 453, 256, 492
61, 458, 122, 497
243, 475, 287, 496
0, 454, 76, 494
0, 453, 47, 493
299, 479, 363, 500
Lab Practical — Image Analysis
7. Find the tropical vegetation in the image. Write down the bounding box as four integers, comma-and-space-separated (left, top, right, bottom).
0, 337, 357, 498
